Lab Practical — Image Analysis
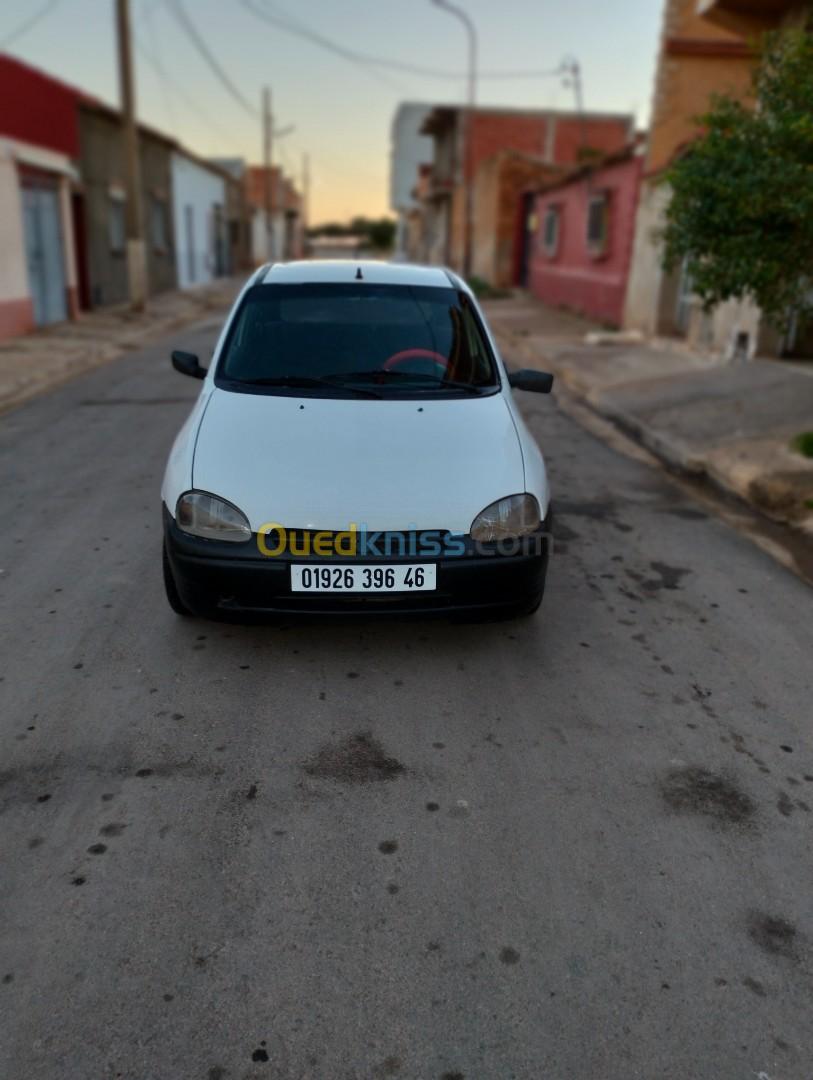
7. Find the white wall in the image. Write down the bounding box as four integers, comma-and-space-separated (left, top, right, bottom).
390, 103, 434, 213
250, 207, 287, 266
0, 145, 28, 306
623, 179, 671, 336
171, 152, 225, 289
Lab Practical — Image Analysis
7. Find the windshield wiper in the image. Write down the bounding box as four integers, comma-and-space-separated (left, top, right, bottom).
232, 374, 381, 398
328, 370, 488, 394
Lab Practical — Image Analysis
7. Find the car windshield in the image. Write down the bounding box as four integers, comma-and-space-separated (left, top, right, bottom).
216, 283, 499, 397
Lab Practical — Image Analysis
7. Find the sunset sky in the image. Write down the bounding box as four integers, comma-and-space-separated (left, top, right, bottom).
1, 0, 663, 224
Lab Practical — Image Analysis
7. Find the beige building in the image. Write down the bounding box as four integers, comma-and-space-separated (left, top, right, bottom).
624, 0, 808, 358
624, 0, 754, 352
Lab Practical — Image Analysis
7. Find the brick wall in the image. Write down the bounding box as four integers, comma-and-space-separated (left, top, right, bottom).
646, 0, 754, 174
466, 112, 632, 180
472, 153, 562, 287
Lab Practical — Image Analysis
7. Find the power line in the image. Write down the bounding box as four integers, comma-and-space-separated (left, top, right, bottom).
240, 0, 408, 92
143, 0, 178, 139
247, 0, 566, 83
0, 0, 61, 49
166, 0, 259, 117
134, 32, 245, 150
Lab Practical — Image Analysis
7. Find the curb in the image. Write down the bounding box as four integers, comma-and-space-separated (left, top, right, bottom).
0, 291, 236, 417
494, 324, 813, 543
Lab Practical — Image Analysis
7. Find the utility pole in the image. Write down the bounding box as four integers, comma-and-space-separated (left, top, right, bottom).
431, 0, 477, 280
302, 152, 310, 258
561, 57, 588, 162
302, 152, 310, 231
115, 0, 146, 310
263, 86, 275, 261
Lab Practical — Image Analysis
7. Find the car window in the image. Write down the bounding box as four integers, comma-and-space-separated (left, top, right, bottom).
216, 283, 499, 397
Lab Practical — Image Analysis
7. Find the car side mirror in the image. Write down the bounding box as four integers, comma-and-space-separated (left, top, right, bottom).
508, 369, 554, 394
171, 350, 207, 380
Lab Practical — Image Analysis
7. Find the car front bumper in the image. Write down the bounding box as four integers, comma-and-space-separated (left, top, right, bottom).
163, 506, 550, 619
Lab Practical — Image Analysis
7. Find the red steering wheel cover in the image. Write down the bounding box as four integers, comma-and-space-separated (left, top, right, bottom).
383, 348, 449, 371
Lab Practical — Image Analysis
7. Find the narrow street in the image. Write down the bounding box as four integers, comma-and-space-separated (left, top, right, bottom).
1, 315, 811, 1080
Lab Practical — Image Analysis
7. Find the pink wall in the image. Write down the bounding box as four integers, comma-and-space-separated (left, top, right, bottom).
528, 153, 643, 326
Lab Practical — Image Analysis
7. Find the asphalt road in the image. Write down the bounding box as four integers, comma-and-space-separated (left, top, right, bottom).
1, 317, 812, 1080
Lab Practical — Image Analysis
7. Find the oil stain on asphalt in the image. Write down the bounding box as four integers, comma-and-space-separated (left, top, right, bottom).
660, 766, 756, 826
303, 732, 404, 785
747, 912, 799, 960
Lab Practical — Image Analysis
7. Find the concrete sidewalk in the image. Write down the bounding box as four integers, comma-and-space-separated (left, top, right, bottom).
0, 277, 243, 415
484, 293, 813, 537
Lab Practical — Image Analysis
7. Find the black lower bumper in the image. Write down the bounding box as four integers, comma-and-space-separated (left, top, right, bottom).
163, 507, 550, 619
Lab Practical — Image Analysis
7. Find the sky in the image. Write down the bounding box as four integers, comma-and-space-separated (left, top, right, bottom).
1, 0, 664, 224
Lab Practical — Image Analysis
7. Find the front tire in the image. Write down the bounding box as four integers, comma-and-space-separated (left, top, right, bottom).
163, 543, 192, 616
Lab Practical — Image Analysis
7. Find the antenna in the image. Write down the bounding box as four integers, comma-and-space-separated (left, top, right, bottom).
355, 266, 364, 280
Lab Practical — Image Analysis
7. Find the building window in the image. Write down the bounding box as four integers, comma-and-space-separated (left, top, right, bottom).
586, 193, 610, 256
542, 206, 560, 257
150, 195, 168, 252
109, 196, 126, 253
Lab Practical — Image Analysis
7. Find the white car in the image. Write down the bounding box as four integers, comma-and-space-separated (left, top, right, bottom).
161, 261, 554, 619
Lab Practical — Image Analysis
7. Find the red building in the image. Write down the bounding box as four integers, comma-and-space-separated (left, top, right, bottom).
419, 105, 635, 270
0, 54, 84, 339
528, 145, 644, 327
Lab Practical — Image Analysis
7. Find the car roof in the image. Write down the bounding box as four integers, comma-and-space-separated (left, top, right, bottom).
259, 260, 460, 289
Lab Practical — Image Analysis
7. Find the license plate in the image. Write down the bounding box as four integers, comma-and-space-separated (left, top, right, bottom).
291, 564, 436, 593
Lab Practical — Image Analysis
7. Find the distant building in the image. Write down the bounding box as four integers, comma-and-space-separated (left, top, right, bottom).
528, 144, 644, 326
389, 103, 434, 259
419, 105, 635, 276
0, 54, 82, 338
0, 52, 253, 342
208, 157, 252, 275
170, 149, 227, 289
471, 151, 563, 289
244, 165, 303, 265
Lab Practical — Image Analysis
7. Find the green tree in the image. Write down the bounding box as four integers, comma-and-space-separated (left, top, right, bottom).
663, 29, 813, 330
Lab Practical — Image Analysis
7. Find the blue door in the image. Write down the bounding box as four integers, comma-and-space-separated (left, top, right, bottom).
23, 181, 68, 327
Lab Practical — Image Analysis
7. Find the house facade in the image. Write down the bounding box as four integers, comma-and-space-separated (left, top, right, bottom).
77, 100, 176, 308
622, 0, 794, 357
420, 106, 635, 275
389, 102, 434, 260
529, 146, 644, 326
471, 151, 562, 289
171, 150, 226, 290
208, 157, 252, 275
0, 55, 81, 340
245, 165, 303, 265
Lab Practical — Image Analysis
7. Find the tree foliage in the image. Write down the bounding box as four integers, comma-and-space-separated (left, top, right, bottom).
663, 29, 813, 329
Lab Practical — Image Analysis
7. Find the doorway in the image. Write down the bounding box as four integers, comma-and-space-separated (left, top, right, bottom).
22, 178, 67, 326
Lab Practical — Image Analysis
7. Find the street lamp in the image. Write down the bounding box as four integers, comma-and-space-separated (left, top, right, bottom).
431, 0, 477, 279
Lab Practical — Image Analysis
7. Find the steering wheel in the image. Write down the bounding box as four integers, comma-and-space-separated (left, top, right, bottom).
383, 348, 449, 376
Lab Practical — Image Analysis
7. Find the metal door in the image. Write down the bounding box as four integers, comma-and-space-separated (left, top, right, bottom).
23, 181, 67, 326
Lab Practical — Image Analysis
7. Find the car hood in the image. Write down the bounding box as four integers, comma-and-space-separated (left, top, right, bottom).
192, 388, 526, 533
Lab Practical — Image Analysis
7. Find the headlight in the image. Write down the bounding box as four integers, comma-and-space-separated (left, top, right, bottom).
470, 494, 540, 541
176, 491, 251, 542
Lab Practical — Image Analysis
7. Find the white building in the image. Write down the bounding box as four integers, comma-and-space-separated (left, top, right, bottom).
171, 151, 226, 289
389, 103, 435, 259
